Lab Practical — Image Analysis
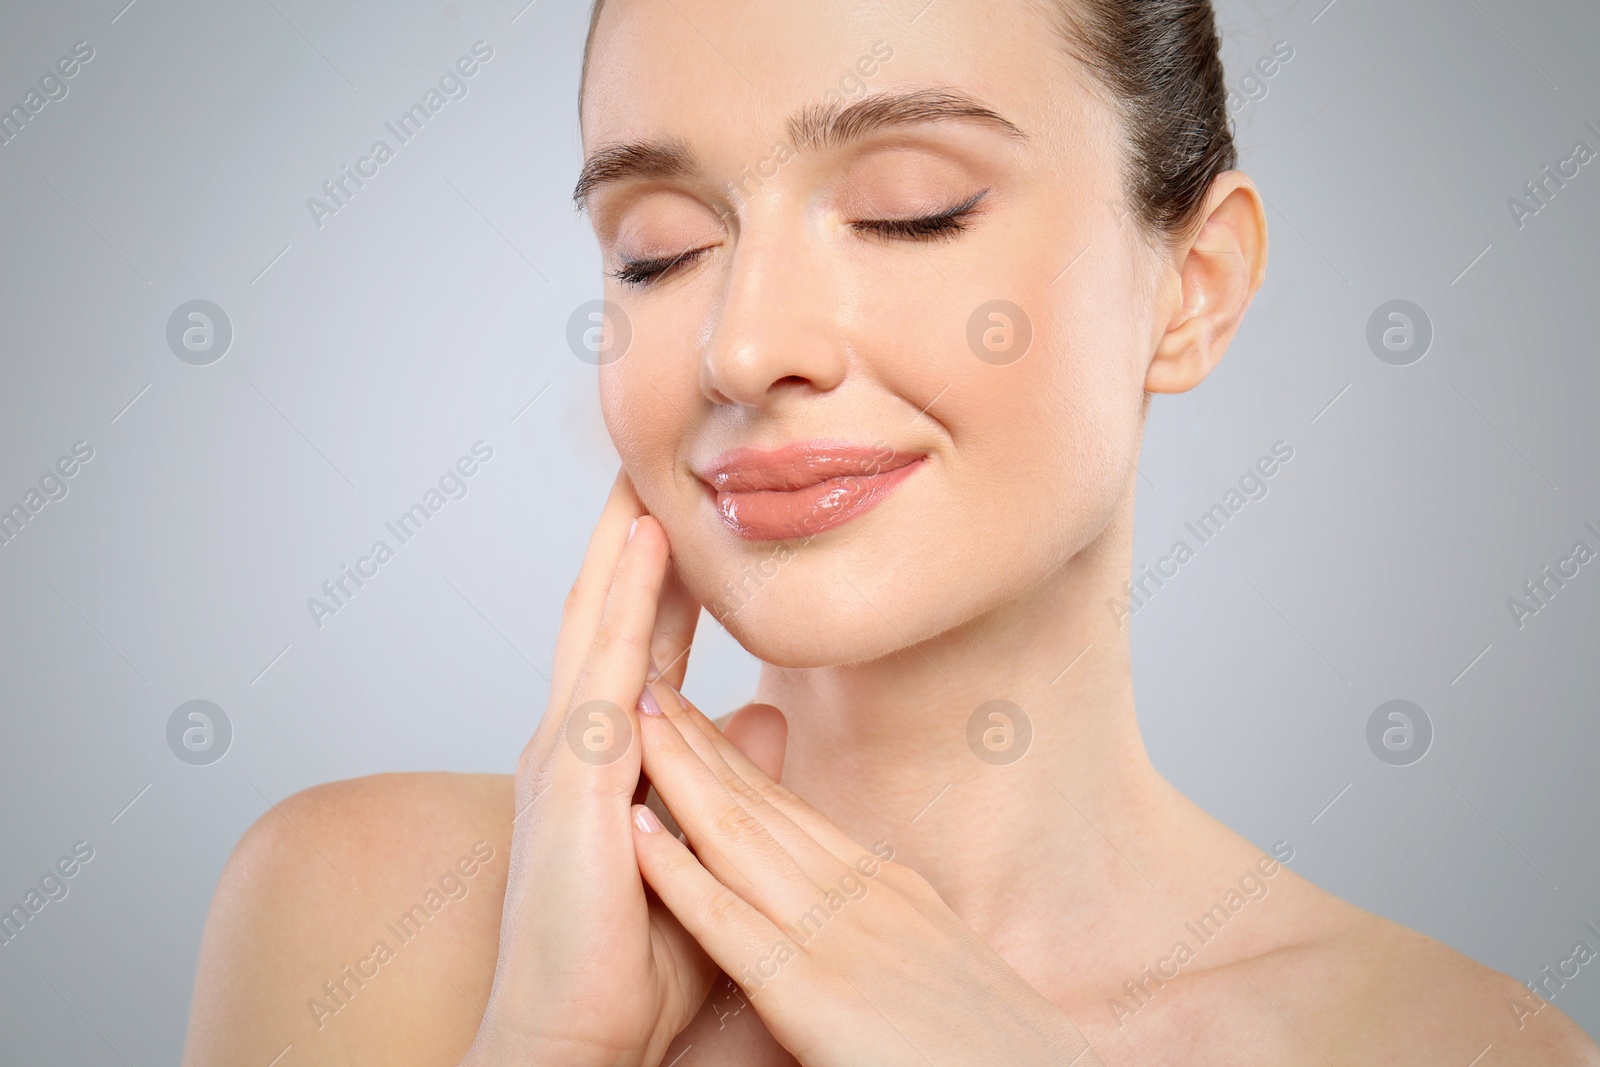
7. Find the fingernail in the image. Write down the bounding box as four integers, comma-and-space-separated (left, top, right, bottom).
633, 804, 663, 833
638, 686, 664, 717
627, 518, 639, 542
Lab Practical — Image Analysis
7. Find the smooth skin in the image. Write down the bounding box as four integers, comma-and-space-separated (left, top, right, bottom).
184, 0, 1600, 1063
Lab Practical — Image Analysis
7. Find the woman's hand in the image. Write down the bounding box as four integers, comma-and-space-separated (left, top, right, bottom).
460, 469, 718, 1067
628, 684, 1105, 1067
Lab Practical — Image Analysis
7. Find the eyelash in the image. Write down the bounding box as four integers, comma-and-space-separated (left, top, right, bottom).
851, 188, 988, 243
608, 189, 989, 288
609, 248, 706, 288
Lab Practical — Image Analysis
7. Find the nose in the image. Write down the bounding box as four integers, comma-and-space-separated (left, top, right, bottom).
699, 226, 849, 408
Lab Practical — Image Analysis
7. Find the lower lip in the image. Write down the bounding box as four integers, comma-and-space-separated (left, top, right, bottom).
712, 458, 924, 541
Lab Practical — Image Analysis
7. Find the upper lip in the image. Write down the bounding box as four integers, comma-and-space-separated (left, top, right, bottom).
698, 441, 923, 493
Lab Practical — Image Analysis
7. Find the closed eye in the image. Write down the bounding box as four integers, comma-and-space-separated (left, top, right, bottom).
608, 246, 711, 288
607, 188, 991, 288
851, 188, 989, 243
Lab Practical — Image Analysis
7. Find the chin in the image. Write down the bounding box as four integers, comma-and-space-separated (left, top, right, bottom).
714, 582, 910, 669
675, 526, 1031, 670
644, 451, 1119, 670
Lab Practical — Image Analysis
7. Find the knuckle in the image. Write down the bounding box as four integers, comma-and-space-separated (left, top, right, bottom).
592, 619, 648, 659
514, 740, 555, 800
713, 801, 765, 843
568, 665, 598, 703
894, 861, 931, 892
515, 733, 551, 778
515, 735, 541, 776
870, 857, 926, 895
725, 774, 766, 808
764, 779, 805, 808
851, 904, 908, 953
705, 885, 751, 925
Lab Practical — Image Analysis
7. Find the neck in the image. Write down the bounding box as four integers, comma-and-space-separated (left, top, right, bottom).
752, 505, 1180, 957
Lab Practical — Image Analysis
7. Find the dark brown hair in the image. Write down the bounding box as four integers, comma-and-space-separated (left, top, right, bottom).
1041, 0, 1236, 243
579, 0, 1236, 244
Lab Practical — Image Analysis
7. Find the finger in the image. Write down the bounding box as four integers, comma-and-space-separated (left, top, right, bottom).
520, 468, 639, 822
514, 515, 671, 904
636, 555, 699, 810
547, 468, 647, 725
647, 558, 701, 693
721, 703, 787, 783
662, 691, 933, 932
500, 517, 670, 967
641, 892, 724, 1029
667, 688, 872, 870
521, 513, 671, 855
630, 803, 798, 996
637, 682, 829, 920
555, 514, 672, 800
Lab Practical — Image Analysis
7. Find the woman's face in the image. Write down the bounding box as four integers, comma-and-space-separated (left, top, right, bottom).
580, 0, 1176, 667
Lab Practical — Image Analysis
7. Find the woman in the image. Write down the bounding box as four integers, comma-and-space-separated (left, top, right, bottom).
183, 0, 1599, 1063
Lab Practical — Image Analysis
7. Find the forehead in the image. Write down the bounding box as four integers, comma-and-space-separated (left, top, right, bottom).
579, 0, 1085, 158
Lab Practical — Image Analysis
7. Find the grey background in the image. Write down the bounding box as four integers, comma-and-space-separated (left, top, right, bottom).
0, 0, 1596, 1060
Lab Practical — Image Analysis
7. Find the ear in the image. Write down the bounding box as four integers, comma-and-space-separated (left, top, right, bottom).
1145, 172, 1268, 394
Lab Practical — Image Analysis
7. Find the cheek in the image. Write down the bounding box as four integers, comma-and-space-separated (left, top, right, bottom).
598, 290, 710, 488
946, 288, 1141, 547
599, 356, 723, 575
599, 365, 681, 502
597, 369, 641, 465
1036, 280, 1150, 521
903, 232, 1147, 537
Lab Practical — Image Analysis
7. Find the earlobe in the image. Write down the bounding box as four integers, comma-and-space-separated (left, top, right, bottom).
1145, 173, 1268, 395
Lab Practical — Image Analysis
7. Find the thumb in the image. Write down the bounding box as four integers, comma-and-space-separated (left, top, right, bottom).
720, 702, 788, 782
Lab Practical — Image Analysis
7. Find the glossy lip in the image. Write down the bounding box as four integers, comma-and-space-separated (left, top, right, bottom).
697, 441, 925, 541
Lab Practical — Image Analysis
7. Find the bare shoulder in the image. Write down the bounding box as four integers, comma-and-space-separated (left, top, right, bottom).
183, 772, 516, 1067
1090, 816, 1600, 1066
1236, 900, 1600, 1066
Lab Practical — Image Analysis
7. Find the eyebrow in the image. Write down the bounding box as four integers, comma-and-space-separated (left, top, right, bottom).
571, 86, 1028, 213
